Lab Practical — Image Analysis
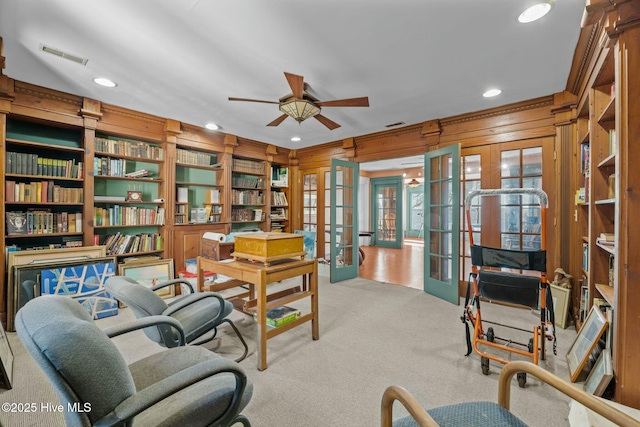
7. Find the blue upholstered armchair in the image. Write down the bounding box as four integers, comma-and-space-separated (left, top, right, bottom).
105, 276, 248, 362
16, 295, 253, 427
381, 361, 638, 427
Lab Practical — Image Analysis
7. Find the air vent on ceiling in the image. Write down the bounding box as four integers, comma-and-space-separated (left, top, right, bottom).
39, 44, 88, 65
385, 121, 405, 128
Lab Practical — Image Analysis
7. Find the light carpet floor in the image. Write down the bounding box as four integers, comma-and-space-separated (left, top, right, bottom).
1, 276, 578, 426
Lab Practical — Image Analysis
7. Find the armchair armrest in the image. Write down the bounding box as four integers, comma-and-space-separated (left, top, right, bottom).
163, 292, 228, 325
499, 361, 640, 427
93, 357, 249, 427
102, 315, 186, 346
381, 385, 439, 427
152, 278, 194, 294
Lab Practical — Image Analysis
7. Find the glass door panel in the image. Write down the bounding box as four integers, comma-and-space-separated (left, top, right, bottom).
331, 159, 359, 282
424, 144, 460, 304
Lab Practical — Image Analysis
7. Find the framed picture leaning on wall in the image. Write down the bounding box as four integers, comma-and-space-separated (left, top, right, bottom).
118, 259, 175, 299
0, 321, 14, 390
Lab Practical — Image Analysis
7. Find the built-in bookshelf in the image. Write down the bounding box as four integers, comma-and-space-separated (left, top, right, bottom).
4, 119, 85, 250
270, 165, 289, 232
231, 156, 266, 231
175, 147, 224, 225
92, 135, 165, 259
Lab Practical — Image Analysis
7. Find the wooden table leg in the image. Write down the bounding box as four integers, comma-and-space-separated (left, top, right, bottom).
197, 257, 203, 293
311, 267, 319, 340
257, 270, 268, 370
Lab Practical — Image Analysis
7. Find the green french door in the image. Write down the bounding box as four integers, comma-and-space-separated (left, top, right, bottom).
424, 144, 460, 304
371, 176, 403, 248
330, 159, 359, 282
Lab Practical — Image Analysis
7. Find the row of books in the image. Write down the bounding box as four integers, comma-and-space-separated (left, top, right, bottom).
270, 208, 287, 220
232, 158, 264, 174
5, 180, 83, 204
6, 152, 83, 178
231, 208, 263, 222
271, 190, 288, 206
232, 177, 265, 189
94, 157, 155, 179
95, 137, 164, 160
6, 211, 83, 235
176, 148, 217, 167
231, 189, 265, 205
94, 206, 165, 227
101, 232, 163, 255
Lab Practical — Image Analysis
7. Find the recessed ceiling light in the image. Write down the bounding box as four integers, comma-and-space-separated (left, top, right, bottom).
518, 3, 552, 23
93, 77, 117, 88
205, 123, 219, 130
483, 89, 502, 98
291, 136, 301, 142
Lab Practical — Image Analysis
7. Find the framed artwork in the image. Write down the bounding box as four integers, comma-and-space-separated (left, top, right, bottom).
10, 257, 118, 330
118, 259, 175, 298
295, 230, 316, 259
0, 321, 13, 390
6, 246, 107, 331
584, 348, 613, 396
567, 305, 608, 382
549, 283, 571, 329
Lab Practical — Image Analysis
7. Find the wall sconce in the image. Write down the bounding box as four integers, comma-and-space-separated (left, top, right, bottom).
407, 178, 420, 188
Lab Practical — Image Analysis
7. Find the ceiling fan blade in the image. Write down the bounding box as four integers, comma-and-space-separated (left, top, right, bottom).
314, 114, 341, 130
267, 114, 289, 127
228, 97, 279, 105
284, 72, 304, 99
316, 97, 370, 107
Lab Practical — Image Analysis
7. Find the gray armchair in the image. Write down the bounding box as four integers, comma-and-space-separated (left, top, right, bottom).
16, 295, 253, 427
105, 276, 248, 362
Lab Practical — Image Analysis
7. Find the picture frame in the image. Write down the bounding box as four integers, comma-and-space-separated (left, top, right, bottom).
567, 305, 608, 382
550, 283, 571, 329
10, 257, 118, 330
584, 348, 613, 396
6, 246, 107, 331
118, 259, 175, 298
0, 320, 14, 390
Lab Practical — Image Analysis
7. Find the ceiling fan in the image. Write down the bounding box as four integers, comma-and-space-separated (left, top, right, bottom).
228, 72, 369, 130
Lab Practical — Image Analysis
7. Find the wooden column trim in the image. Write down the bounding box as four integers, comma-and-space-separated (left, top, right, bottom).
80, 98, 102, 129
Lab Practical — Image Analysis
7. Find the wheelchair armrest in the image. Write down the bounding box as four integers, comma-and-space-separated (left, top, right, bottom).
102, 315, 186, 346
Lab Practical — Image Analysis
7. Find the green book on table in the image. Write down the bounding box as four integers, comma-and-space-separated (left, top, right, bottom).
266, 306, 300, 327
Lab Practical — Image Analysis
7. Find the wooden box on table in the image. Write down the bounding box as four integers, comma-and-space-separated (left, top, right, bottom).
232, 232, 305, 265
201, 239, 234, 261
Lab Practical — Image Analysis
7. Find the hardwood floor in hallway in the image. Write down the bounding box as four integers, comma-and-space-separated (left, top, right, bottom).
358, 238, 424, 289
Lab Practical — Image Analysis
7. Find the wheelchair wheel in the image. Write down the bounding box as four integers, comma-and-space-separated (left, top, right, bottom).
517, 372, 527, 388
481, 357, 490, 375
486, 327, 495, 342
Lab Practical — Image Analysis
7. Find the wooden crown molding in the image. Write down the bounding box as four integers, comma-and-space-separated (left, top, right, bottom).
14, 81, 82, 108
354, 123, 423, 144
101, 104, 166, 125
440, 96, 554, 127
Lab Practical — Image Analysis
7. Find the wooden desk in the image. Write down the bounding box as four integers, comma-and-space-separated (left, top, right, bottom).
197, 256, 319, 370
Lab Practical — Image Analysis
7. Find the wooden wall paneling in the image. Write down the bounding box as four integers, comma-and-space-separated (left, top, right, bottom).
9, 81, 84, 127
296, 141, 348, 169
176, 123, 226, 152
614, 24, 640, 409
96, 104, 166, 142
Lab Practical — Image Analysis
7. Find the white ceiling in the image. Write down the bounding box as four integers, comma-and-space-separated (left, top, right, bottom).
0, 1, 584, 153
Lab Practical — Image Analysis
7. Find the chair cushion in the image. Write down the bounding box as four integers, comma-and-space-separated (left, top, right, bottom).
393, 401, 528, 427
166, 294, 234, 344
16, 296, 136, 425
129, 346, 253, 427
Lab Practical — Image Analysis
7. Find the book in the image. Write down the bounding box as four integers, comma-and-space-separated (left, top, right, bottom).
266, 306, 300, 328
599, 233, 614, 242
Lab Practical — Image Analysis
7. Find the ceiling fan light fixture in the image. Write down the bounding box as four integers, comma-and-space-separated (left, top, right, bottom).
407, 178, 421, 188
518, 2, 552, 23
279, 99, 320, 123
